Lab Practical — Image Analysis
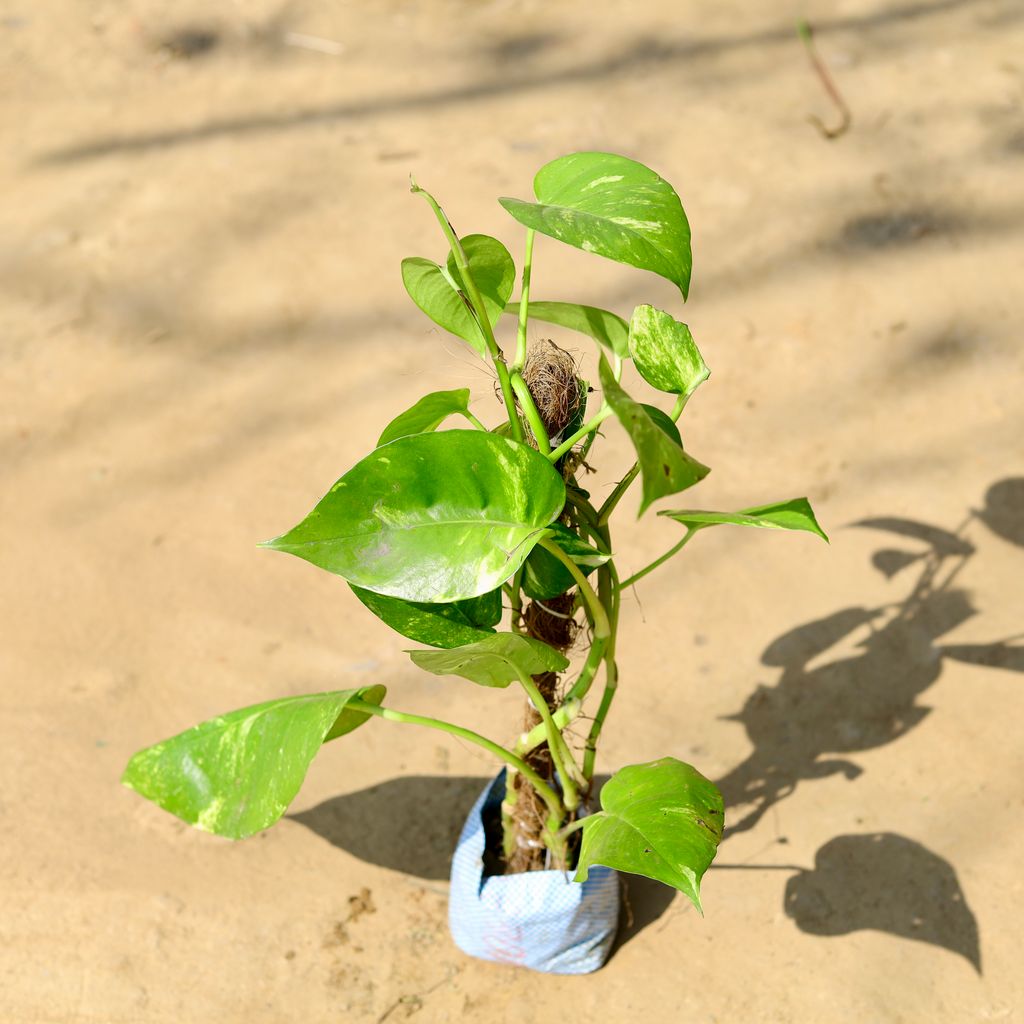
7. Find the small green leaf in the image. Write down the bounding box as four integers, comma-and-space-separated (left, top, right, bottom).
350, 586, 501, 649
401, 235, 514, 356
500, 152, 692, 298
598, 357, 709, 516
575, 757, 724, 912
629, 305, 709, 397
262, 431, 566, 603
523, 523, 609, 601
377, 389, 472, 447
122, 686, 385, 840
408, 632, 568, 688
446, 235, 515, 328
660, 498, 828, 541
504, 299, 629, 359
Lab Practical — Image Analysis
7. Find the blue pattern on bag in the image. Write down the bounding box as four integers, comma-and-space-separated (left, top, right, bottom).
448, 771, 620, 974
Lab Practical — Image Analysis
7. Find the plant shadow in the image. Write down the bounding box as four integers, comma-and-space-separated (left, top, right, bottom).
711, 477, 1024, 974
783, 833, 981, 973
717, 477, 1024, 841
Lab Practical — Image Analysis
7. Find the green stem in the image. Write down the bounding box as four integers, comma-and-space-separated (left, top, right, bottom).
510, 372, 551, 454
410, 180, 523, 444
670, 392, 689, 421
547, 405, 614, 463
502, 767, 519, 860
515, 697, 582, 755
555, 815, 593, 843
618, 527, 698, 590
514, 668, 582, 809
508, 566, 526, 635
460, 410, 488, 432
597, 465, 639, 526
583, 557, 620, 780
350, 699, 563, 821
537, 535, 612, 707
536, 538, 610, 640
512, 229, 535, 372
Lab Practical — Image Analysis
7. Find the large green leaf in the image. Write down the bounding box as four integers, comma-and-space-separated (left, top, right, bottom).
121, 686, 385, 840
401, 234, 515, 356
377, 389, 473, 447
629, 304, 709, 397
575, 757, 724, 912
598, 357, 709, 516
504, 299, 629, 359
350, 585, 501, 649
500, 152, 692, 298
262, 431, 566, 603
661, 498, 828, 541
523, 523, 609, 601
408, 632, 568, 688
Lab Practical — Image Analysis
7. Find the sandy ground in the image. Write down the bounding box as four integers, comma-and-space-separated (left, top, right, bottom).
3, 0, 1023, 1020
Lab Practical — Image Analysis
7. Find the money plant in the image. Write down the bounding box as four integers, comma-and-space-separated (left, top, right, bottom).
123, 152, 826, 915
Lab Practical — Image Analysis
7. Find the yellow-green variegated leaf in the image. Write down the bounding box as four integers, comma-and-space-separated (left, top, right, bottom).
629, 304, 709, 397
500, 152, 692, 298
121, 687, 385, 840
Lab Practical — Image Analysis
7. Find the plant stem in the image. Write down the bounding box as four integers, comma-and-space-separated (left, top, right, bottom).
410, 181, 523, 444
460, 410, 488, 432
536, 538, 610, 640
349, 699, 563, 821
581, 556, 621, 780
618, 527, 698, 590
509, 372, 551, 454
547, 404, 614, 463
512, 229, 535, 372
597, 465, 639, 525
514, 668, 583, 809
555, 816, 592, 843
515, 696, 582, 755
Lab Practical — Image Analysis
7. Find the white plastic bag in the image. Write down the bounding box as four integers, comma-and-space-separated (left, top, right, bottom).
448, 770, 620, 974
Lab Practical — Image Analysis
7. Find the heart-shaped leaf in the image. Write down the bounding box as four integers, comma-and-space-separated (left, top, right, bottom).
402, 234, 515, 355
523, 523, 609, 601
504, 299, 629, 359
408, 632, 568, 688
377, 389, 473, 447
661, 498, 828, 541
500, 152, 692, 298
629, 304, 709, 397
262, 431, 566, 603
575, 757, 724, 912
350, 585, 501, 649
599, 357, 709, 516
122, 686, 386, 840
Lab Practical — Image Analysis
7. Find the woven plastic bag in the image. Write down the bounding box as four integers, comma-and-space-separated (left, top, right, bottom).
448, 770, 620, 974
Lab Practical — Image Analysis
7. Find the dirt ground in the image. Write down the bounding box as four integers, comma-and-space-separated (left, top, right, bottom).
3, 0, 1023, 1020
